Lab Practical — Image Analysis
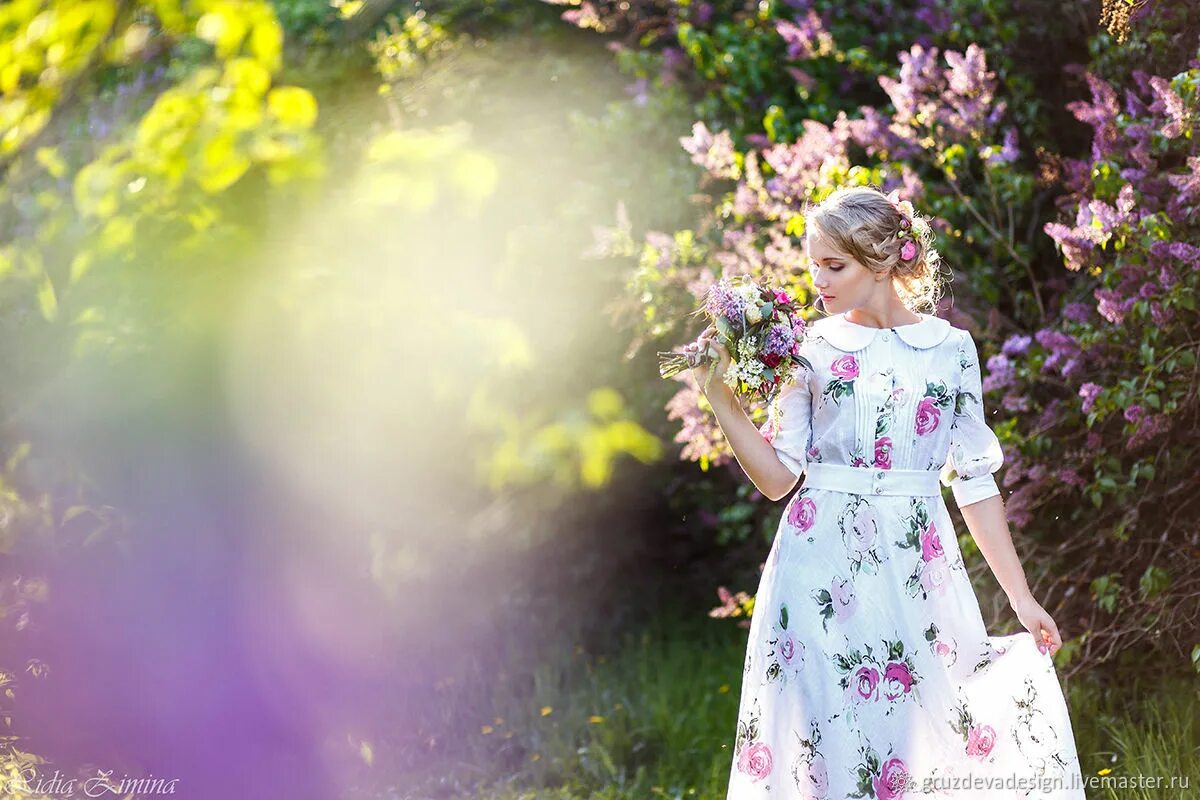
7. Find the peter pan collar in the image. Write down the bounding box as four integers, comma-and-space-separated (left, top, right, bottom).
807, 312, 952, 352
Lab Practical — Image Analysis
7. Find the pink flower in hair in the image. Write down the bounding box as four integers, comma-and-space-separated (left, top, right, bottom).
885, 189, 914, 222
900, 240, 918, 261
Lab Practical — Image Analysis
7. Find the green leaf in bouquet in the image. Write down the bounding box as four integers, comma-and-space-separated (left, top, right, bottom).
760, 301, 774, 320
715, 315, 735, 340
761, 367, 775, 382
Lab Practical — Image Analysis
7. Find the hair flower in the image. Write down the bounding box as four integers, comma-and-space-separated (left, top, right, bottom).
900, 239, 918, 261
886, 189, 915, 226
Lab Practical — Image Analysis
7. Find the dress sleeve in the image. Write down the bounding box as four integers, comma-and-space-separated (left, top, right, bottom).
760, 373, 813, 481
939, 329, 1004, 508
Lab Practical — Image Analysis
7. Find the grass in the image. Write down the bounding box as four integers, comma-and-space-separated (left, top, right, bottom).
396, 608, 1200, 800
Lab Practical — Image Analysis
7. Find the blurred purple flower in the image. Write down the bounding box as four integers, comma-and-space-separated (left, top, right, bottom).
775, 10, 834, 61
1001, 334, 1032, 356
1062, 302, 1091, 323
1078, 382, 1102, 414
1056, 468, 1086, 489
983, 353, 1014, 392
1065, 70, 1120, 163
680, 121, 739, 180
1147, 75, 1189, 138
984, 126, 1019, 164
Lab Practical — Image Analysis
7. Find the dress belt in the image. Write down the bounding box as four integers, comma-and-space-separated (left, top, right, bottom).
802, 462, 942, 497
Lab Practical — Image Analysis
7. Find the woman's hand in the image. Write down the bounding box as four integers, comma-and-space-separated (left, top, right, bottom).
683, 324, 732, 395
1011, 595, 1063, 657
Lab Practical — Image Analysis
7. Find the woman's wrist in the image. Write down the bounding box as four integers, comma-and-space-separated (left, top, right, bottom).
702, 381, 737, 412
1007, 589, 1035, 610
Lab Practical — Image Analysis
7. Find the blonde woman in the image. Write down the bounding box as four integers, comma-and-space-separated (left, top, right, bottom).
686, 186, 1086, 798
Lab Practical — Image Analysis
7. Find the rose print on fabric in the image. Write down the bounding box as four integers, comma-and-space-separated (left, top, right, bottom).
893, 498, 963, 600
872, 371, 904, 469
832, 636, 923, 717
822, 355, 858, 406
873, 436, 893, 469
1011, 677, 1072, 778
913, 397, 939, 436
788, 720, 830, 800
951, 387, 980, 427
739, 741, 775, 784
787, 490, 818, 541
913, 379, 953, 437
970, 639, 1009, 675
849, 444, 870, 468
839, 497, 887, 577
764, 601, 806, 688
950, 700, 998, 763
761, 416, 778, 444
923, 623, 958, 668
850, 373, 904, 469
734, 696, 774, 784
851, 745, 914, 800
812, 574, 857, 632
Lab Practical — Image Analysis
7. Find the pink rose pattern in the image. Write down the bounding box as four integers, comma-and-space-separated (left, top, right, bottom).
812, 574, 857, 633
728, 332, 1082, 796
838, 497, 886, 577
833, 636, 923, 718
764, 601, 806, 688
787, 493, 818, 539
951, 699, 999, 762
894, 498, 966, 600
822, 355, 858, 406
733, 697, 774, 783
872, 754, 914, 800
770, 719, 830, 798
761, 417, 777, 444
914, 379, 954, 438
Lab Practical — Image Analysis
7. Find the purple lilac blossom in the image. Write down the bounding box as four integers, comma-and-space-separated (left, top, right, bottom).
1001, 334, 1032, 356
1078, 382, 1102, 414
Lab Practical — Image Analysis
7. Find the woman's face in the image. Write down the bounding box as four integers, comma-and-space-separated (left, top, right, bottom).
805, 231, 884, 313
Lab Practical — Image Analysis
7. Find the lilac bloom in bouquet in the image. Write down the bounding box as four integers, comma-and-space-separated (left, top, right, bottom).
658, 275, 813, 416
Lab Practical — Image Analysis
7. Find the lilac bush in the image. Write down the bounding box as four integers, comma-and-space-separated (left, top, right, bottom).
576, 0, 1200, 675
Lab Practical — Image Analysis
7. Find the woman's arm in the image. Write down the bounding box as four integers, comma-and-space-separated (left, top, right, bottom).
960, 494, 1063, 656
704, 381, 799, 502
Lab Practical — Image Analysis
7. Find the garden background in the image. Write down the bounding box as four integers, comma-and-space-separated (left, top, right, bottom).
0, 0, 1197, 798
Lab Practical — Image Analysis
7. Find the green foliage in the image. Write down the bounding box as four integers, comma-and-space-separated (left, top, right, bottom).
389, 604, 1200, 798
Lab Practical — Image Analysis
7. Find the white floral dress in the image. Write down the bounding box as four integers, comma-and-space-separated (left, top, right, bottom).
726, 312, 1086, 799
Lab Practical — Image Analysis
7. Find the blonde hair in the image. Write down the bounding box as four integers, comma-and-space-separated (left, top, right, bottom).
803, 185, 946, 314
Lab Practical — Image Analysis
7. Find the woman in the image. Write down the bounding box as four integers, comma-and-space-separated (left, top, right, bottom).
686, 186, 1086, 798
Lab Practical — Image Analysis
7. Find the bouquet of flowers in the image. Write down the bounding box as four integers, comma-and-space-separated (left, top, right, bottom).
658, 275, 812, 412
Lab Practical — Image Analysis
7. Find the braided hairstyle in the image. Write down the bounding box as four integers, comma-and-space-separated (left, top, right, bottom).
801, 185, 947, 314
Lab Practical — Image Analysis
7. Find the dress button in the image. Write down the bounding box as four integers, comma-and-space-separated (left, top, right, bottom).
874, 486, 884, 494
881, 333, 890, 342
875, 470, 885, 478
